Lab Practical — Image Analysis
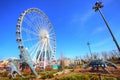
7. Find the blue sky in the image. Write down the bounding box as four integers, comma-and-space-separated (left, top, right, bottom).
0, 0, 120, 60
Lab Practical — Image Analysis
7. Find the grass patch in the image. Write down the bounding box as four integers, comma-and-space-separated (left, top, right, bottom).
54, 73, 118, 80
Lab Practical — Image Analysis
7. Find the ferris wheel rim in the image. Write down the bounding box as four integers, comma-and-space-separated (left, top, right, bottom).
16, 8, 56, 63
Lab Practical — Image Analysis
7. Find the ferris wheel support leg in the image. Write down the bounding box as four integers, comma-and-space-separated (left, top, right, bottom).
30, 41, 40, 56
26, 61, 38, 76
32, 42, 41, 62
35, 43, 41, 63
44, 41, 47, 72
37, 40, 46, 62
20, 48, 38, 76
48, 42, 55, 63
48, 43, 52, 63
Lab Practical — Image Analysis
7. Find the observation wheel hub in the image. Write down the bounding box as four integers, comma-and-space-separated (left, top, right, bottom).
39, 28, 49, 44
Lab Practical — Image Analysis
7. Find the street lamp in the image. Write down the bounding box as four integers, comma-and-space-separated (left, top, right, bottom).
87, 42, 92, 59
93, 1, 120, 52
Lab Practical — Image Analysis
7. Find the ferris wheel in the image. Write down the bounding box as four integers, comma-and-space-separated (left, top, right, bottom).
16, 8, 56, 67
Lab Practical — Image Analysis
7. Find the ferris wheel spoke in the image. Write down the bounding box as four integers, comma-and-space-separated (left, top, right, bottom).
30, 41, 40, 56
49, 33, 55, 38
49, 29, 55, 35
33, 42, 42, 62
43, 21, 49, 29
23, 37, 39, 42
29, 12, 40, 33
40, 17, 45, 26
33, 39, 46, 62
44, 40, 47, 69
34, 15, 40, 31
49, 44, 54, 62
36, 15, 43, 30
22, 27, 38, 36
37, 16, 44, 28
49, 37, 55, 42
35, 18, 41, 31
48, 42, 54, 60
49, 33, 55, 37
23, 16, 36, 31
39, 13, 46, 25
47, 45, 51, 61
49, 37, 55, 44
32, 41, 41, 62
23, 15, 39, 34
44, 22, 52, 31
37, 39, 46, 62
35, 18, 42, 33
49, 31, 55, 35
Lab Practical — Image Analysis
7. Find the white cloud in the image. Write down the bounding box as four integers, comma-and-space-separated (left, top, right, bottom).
103, 0, 115, 6
67, 10, 95, 28
93, 39, 109, 48
91, 29, 120, 50
80, 10, 95, 25
67, 0, 116, 29
92, 26, 105, 35
79, 0, 115, 26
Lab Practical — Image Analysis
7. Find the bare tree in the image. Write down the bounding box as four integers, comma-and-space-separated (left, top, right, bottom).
60, 52, 65, 70
93, 52, 99, 59
84, 53, 91, 62
109, 50, 118, 61
101, 51, 108, 60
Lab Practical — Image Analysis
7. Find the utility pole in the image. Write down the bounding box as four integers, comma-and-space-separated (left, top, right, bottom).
93, 1, 120, 52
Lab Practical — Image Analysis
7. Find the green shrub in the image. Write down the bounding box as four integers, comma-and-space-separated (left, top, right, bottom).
2, 72, 9, 77
75, 75, 82, 80
81, 75, 90, 80
54, 73, 119, 80
47, 73, 54, 78
116, 76, 120, 80
0, 72, 3, 77
70, 69, 74, 72
57, 68, 63, 72
54, 77, 59, 80
90, 75, 99, 80
41, 72, 54, 79
55, 73, 58, 76
55, 74, 91, 80
12, 77, 23, 80
70, 75, 78, 80
41, 75, 47, 79
104, 77, 117, 80
24, 74, 36, 80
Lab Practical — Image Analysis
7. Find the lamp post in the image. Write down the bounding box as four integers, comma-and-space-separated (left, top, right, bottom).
93, 1, 120, 52
87, 42, 92, 59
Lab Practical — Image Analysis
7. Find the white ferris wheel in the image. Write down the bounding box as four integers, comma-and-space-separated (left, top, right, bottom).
16, 8, 56, 67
